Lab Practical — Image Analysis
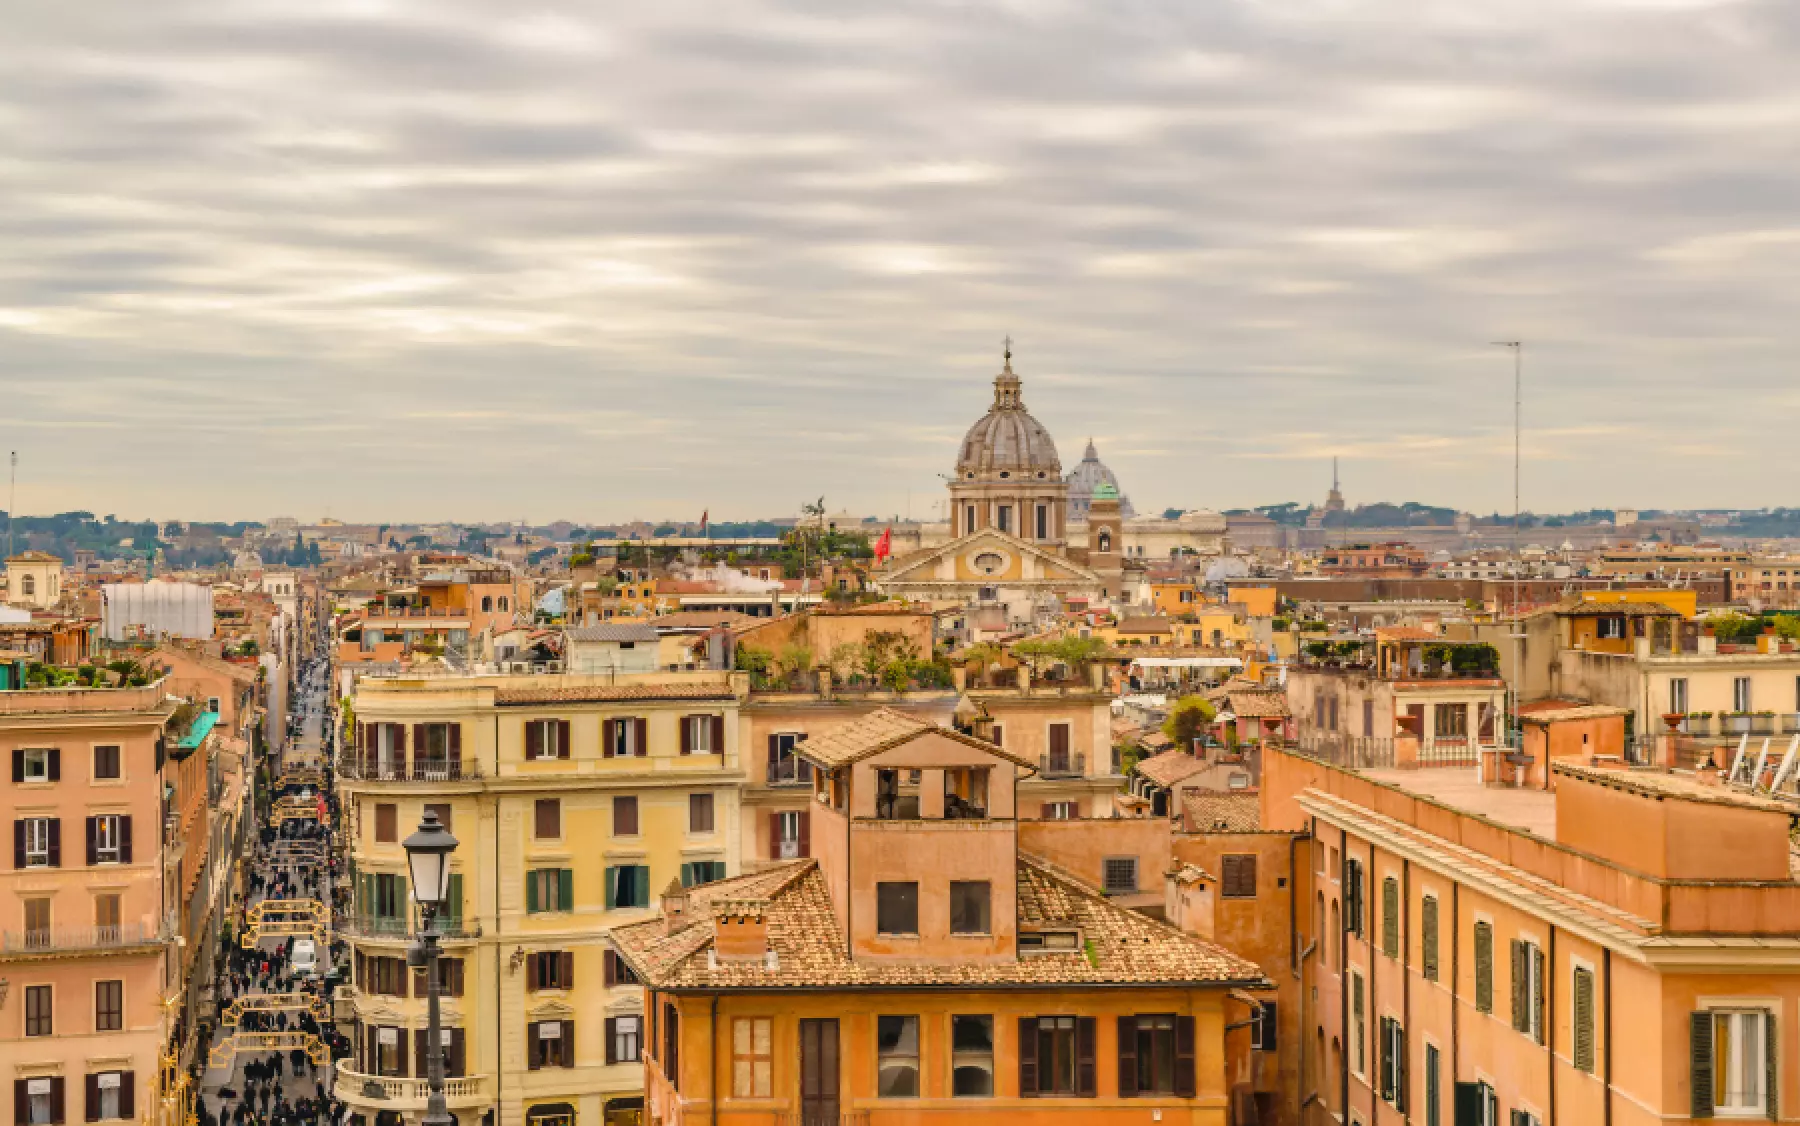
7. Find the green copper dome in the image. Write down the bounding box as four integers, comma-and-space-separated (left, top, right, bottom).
1093, 482, 1119, 500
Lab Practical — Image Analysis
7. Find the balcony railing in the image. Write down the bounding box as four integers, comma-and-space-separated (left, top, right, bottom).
364, 607, 470, 620
1, 921, 160, 954
1037, 752, 1086, 778
337, 756, 483, 782
777, 1114, 870, 1126
343, 914, 479, 941
334, 1069, 488, 1109
766, 760, 813, 787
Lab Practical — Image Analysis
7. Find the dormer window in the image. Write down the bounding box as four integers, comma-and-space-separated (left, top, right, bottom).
1019, 930, 1080, 952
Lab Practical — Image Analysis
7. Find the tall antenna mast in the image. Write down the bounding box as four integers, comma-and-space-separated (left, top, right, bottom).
1492, 341, 1523, 748
6, 451, 15, 562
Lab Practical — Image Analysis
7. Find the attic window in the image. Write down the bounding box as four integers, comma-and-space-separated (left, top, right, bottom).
999, 471, 1010, 479
1018, 931, 1080, 952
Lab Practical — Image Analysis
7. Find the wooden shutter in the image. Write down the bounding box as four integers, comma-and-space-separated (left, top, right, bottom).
1017, 1018, 1038, 1095
47, 749, 58, 782
535, 799, 559, 840
797, 809, 810, 858
711, 714, 725, 753
1532, 945, 1547, 1044
48, 1079, 62, 1126
11, 821, 21, 870
414, 1031, 428, 1078
10, 751, 20, 784
559, 868, 574, 910
604, 950, 618, 987
767, 734, 781, 767
557, 720, 571, 759
450, 958, 465, 997
1691, 1011, 1714, 1119
526, 722, 542, 760
1116, 1017, 1138, 1097
1573, 968, 1595, 1073
1421, 896, 1439, 981
1173, 1015, 1196, 1098
1395, 1022, 1409, 1114
527, 1022, 542, 1070
86, 817, 98, 866
118, 816, 131, 864
85, 1075, 99, 1123
634, 717, 648, 756
451, 1030, 466, 1077
1510, 940, 1528, 1033
116, 1074, 132, 1121
1474, 922, 1494, 1013
448, 723, 462, 771
562, 1021, 576, 1067
46, 819, 59, 868
560, 951, 574, 988
766, 813, 780, 861
13, 1080, 27, 1126
1076, 1016, 1098, 1096
394, 722, 407, 763
1383, 878, 1399, 957
1455, 1082, 1485, 1125
1765, 1011, 1778, 1122
527, 952, 540, 991
605, 1017, 619, 1065
680, 717, 692, 755
602, 719, 616, 758
526, 871, 540, 913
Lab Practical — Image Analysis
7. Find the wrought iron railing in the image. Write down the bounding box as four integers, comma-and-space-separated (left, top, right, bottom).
1, 921, 159, 953
1037, 752, 1086, 778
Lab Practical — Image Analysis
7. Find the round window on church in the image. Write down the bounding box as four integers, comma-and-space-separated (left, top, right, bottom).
999, 471, 1010, 479
973, 552, 1005, 574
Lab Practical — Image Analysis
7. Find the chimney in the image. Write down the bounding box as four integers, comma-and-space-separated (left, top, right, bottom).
1088, 661, 1105, 691
817, 666, 834, 700
952, 663, 968, 691
1016, 664, 1030, 691
660, 878, 690, 936
712, 898, 771, 961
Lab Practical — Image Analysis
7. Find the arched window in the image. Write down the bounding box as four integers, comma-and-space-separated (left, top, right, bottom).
1330, 899, 1340, 967
1316, 892, 1326, 962
20, 575, 34, 597
481, 596, 493, 612
1097, 531, 1112, 553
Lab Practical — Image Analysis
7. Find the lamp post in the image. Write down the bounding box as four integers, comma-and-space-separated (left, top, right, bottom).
402, 811, 458, 1126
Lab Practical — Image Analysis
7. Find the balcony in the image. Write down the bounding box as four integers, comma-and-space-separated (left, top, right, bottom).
766, 760, 813, 787
1036, 752, 1086, 779
1, 921, 161, 955
334, 1069, 489, 1111
777, 1116, 870, 1126
364, 606, 470, 621
343, 914, 480, 941
337, 756, 483, 783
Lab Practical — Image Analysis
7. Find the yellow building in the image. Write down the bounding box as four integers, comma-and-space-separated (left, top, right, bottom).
338, 668, 750, 1126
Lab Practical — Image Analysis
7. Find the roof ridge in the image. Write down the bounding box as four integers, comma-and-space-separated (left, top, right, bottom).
1017, 853, 1262, 961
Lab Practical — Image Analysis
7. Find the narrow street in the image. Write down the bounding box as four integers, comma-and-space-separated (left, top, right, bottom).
196, 651, 344, 1126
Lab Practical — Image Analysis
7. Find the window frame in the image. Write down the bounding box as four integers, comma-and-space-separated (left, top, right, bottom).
92, 745, 121, 781
21, 748, 51, 782
1220, 854, 1257, 899
730, 1016, 772, 1098
1102, 856, 1139, 895
950, 1014, 995, 1098
876, 882, 919, 936
949, 880, 991, 935
689, 792, 715, 835
876, 1014, 920, 1098
24, 984, 52, 1037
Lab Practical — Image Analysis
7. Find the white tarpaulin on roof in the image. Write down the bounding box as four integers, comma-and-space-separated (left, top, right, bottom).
1129, 656, 1243, 668
101, 581, 214, 641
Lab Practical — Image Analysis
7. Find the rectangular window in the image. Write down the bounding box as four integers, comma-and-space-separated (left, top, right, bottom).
93, 745, 121, 780
530, 1020, 573, 1069
1032, 1016, 1081, 1095
1572, 967, 1596, 1073
96, 980, 123, 1031
93, 815, 124, 864
22, 817, 53, 867
531, 951, 573, 990
606, 865, 648, 910
424, 803, 452, 833
685, 715, 717, 753
1735, 676, 1753, 713
609, 1015, 641, 1066
689, 793, 715, 834
950, 881, 991, 935
1421, 895, 1440, 982
371, 873, 404, 919
1132, 1015, 1177, 1094
1379, 1015, 1407, 1109
1706, 1009, 1769, 1113
1511, 939, 1545, 1044
680, 861, 726, 887
534, 798, 561, 840
951, 1015, 994, 1097
1351, 972, 1365, 1076
1425, 1043, 1441, 1126
609, 716, 642, 757
1596, 616, 1625, 640
1433, 704, 1469, 739
375, 803, 397, 843
1473, 921, 1494, 1013
1103, 857, 1138, 894
877, 1015, 920, 1098
1253, 1001, 1278, 1052
1670, 678, 1689, 716
1220, 854, 1257, 898
21, 748, 52, 782
731, 1017, 772, 1098
527, 868, 574, 913
95, 893, 120, 938
876, 882, 918, 935
613, 795, 639, 836
774, 810, 805, 859
23, 898, 49, 947
997, 505, 1011, 534
25, 984, 52, 1036
1043, 801, 1078, 820
1035, 504, 1048, 540
527, 719, 560, 760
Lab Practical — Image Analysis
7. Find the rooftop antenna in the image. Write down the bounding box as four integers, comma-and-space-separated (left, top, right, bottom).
1492, 340, 1523, 752
6, 451, 14, 562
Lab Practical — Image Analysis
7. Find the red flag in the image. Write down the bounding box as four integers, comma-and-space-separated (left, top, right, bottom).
874, 527, 891, 562
699, 510, 709, 534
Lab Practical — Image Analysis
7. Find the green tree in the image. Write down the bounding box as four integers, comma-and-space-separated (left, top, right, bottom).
1162, 696, 1217, 750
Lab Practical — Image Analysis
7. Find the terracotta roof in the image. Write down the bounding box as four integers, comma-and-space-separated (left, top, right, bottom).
565, 623, 660, 643
1374, 627, 1437, 641
1519, 705, 1631, 724
1543, 598, 1684, 619
1116, 616, 1174, 635
613, 857, 1267, 991
1221, 689, 1290, 719
1182, 790, 1262, 832
1134, 750, 1208, 789
794, 706, 1037, 772
493, 683, 735, 706
1552, 762, 1790, 812
645, 611, 760, 631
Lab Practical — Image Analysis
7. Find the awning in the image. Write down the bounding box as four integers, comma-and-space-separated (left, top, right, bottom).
1129, 657, 1245, 669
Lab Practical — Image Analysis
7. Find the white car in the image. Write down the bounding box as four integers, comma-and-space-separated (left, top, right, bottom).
291, 937, 319, 977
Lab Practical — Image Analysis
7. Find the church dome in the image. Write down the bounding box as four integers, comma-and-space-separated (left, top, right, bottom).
955, 353, 1062, 478
1065, 440, 1135, 520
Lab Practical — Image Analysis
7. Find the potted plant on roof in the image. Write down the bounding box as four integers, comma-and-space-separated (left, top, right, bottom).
1725, 710, 1753, 735
1661, 710, 1687, 733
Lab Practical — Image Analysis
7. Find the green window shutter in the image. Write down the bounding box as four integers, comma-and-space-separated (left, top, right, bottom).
634, 866, 648, 908
1532, 946, 1547, 1044
605, 867, 617, 911
1691, 1010, 1715, 1119
679, 863, 695, 889
1572, 968, 1595, 1073
1383, 878, 1399, 958
1510, 940, 1527, 1033
445, 874, 463, 925
559, 868, 574, 911
527, 870, 540, 914
1421, 897, 1439, 981
1766, 1011, 1778, 1122
1474, 923, 1493, 1013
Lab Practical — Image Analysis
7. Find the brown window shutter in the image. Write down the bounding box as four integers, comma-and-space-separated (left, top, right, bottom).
767, 734, 781, 765
47, 750, 58, 782
635, 718, 648, 756
410, 966, 424, 998
797, 809, 811, 858
1017, 1017, 1038, 1095
680, 717, 692, 755
562, 1021, 576, 1067
1421, 897, 1439, 981
1116, 1016, 1138, 1097
601, 719, 615, 758
85, 817, 98, 866
1040, 803, 1053, 819
1573, 968, 1595, 1073
451, 1030, 466, 1077
1533, 945, 1547, 1044
1050, 724, 1069, 757
526, 722, 542, 759
12, 821, 22, 870
1076, 1016, 1097, 1096
9, 751, 20, 784
527, 954, 540, 992
527, 1022, 541, 1070
605, 1016, 618, 1065
711, 714, 725, 753
414, 1031, 427, 1079
46, 820, 59, 868
1474, 922, 1493, 1013
604, 950, 617, 987
557, 720, 571, 759
767, 812, 780, 860
14, 1080, 28, 1126
991, 724, 1003, 747
49, 1079, 63, 1126
561, 951, 574, 988
1383, 878, 1399, 957
452, 959, 466, 997
1511, 940, 1528, 1033
85, 1075, 99, 1123
116, 1074, 132, 1121
1174, 1015, 1197, 1098
448, 723, 462, 770
119, 816, 131, 865
1691, 1011, 1714, 1118
395, 722, 407, 758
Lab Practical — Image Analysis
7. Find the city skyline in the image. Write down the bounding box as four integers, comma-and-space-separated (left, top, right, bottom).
5, 0, 1800, 521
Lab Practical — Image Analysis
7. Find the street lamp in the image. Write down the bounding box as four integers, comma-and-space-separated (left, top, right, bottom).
403, 811, 458, 1126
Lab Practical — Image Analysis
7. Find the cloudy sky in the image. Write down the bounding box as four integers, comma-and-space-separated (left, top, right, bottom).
3, 0, 1797, 524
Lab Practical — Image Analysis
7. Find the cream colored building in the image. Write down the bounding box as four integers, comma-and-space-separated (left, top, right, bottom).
339, 669, 750, 1126
3, 552, 64, 610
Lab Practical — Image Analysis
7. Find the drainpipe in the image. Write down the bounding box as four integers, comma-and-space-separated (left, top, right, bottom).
1602, 950, 1613, 1126
711, 995, 721, 1126
1290, 825, 1313, 1126
1451, 885, 1460, 1091
1403, 858, 1412, 1125
1547, 926, 1557, 1126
